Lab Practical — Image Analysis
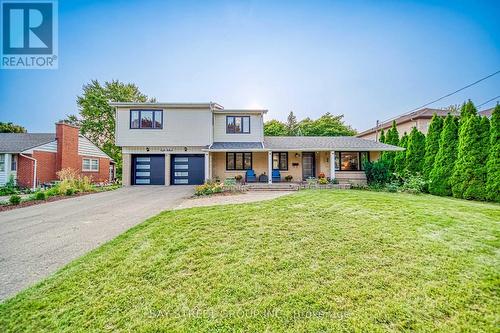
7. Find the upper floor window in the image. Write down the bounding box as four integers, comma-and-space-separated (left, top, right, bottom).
226, 116, 250, 134
130, 110, 163, 129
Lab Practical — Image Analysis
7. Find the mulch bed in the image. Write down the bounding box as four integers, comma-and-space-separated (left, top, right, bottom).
0, 192, 93, 212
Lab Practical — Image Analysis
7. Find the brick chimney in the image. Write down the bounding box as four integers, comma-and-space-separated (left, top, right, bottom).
55, 122, 80, 171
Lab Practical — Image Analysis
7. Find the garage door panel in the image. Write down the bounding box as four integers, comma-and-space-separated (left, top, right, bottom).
171, 154, 204, 185
132, 155, 165, 185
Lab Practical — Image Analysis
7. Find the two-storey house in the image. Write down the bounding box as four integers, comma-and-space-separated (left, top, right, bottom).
112, 102, 403, 186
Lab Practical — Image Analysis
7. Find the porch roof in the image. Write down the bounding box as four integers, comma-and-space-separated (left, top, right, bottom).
208, 142, 264, 151
263, 136, 404, 151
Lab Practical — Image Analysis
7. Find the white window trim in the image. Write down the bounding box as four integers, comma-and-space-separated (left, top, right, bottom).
82, 158, 99, 172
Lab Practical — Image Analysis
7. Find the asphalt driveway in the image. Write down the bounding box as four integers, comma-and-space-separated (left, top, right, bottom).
0, 186, 193, 301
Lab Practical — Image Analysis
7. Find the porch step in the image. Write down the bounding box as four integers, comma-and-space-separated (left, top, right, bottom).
244, 183, 300, 191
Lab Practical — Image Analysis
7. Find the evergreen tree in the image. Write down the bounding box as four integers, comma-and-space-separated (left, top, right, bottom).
405, 127, 426, 174
382, 121, 399, 172
394, 132, 408, 175
422, 114, 443, 179
286, 111, 298, 135
451, 101, 489, 200
486, 104, 500, 202
429, 115, 458, 196
379, 129, 386, 143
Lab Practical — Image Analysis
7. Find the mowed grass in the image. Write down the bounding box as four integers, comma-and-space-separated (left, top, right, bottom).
1, 191, 499, 332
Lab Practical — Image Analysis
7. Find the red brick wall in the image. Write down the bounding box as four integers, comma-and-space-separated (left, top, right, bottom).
33, 151, 58, 184
56, 122, 79, 171
78, 156, 111, 183
17, 154, 34, 188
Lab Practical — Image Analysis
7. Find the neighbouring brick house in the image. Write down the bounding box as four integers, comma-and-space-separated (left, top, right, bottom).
0, 122, 114, 188
357, 107, 494, 141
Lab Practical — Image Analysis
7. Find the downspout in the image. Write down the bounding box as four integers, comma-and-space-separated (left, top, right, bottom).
20, 153, 37, 190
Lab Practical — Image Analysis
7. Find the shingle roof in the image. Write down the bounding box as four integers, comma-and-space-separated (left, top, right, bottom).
263, 136, 403, 151
210, 142, 264, 150
357, 108, 456, 137
0, 133, 56, 153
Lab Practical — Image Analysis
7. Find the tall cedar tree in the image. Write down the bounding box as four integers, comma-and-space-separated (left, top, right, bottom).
286, 112, 298, 135
486, 104, 500, 202
379, 129, 386, 143
451, 101, 490, 200
394, 132, 408, 174
405, 127, 426, 174
71, 80, 153, 178
429, 115, 458, 196
382, 121, 399, 172
422, 114, 443, 179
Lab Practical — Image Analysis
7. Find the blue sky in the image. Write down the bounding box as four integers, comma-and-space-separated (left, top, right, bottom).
0, 0, 499, 133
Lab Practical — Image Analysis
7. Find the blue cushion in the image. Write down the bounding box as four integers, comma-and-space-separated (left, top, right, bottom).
272, 169, 280, 177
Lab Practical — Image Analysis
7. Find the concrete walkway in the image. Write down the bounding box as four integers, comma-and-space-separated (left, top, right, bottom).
0, 186, 193, 301
175, 191, 292, 210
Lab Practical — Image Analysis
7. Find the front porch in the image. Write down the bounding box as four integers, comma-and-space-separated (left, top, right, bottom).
208, 150, 379, 185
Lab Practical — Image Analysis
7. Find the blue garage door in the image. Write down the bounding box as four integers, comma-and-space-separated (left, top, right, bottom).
132, 155, 165, 185
171, 154, 205, 185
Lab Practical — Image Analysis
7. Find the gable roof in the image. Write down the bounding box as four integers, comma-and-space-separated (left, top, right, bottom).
262, 136, 404, 151
0, 133, 56, 153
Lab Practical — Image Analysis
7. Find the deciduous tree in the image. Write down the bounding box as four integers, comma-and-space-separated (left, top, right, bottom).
264, 120, 288, 136
68, 80, 154, 178
0, 122, 26, 133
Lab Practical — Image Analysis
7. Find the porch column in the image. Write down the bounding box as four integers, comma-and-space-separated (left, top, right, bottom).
204, 152, 210, 182
330, 151, 336, 180
268, 151, 273, 184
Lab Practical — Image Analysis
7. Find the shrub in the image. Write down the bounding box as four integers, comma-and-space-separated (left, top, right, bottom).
9, 195, 21, 205
65, 188, 75, 196
385, 181, 399, 193
330, 178, 339, 184
194, 182, 223, 196
45, 187, 60, 197
0, 186, 18, 196
318, 177, 328, 185
363, 160, 390, 186
56, 168, 93, 194
400, 173, 427, 194
34, 191, 47, 200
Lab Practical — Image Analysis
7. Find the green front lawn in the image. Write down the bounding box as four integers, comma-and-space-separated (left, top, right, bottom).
1, 191, 499, 332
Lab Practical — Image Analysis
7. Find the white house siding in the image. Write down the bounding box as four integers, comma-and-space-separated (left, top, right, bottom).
22, 140, 57, 153
115, 107, 212, 147
213, 113, 264, 142
0, 154, 17, 186
78, 136, 109, 158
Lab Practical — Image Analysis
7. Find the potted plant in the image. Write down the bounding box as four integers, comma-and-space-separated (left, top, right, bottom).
234, 174, 243, 183
318, 172, 326, 179
284, 175, 293, 182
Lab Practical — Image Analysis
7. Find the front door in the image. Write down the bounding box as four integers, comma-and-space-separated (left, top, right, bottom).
302, 152, 315, 180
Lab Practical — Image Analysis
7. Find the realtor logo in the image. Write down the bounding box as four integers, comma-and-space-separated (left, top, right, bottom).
1, 0, 58, 69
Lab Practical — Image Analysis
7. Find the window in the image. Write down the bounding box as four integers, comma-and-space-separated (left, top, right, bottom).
226, 116, 250, 134
340, 152, 359, 171
130, 110, 163, 129
0, 155, 4, 172
11, 155, 17, 171
82, 158, 99, 172
272, 152, 288, 170
226, 152, 252, 170
335, 152, 340, 171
